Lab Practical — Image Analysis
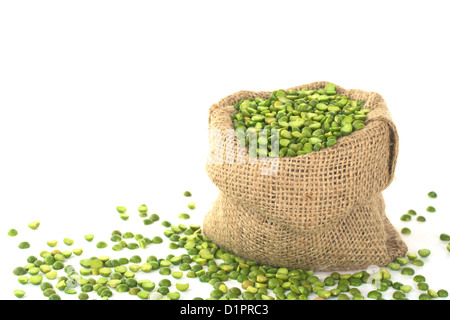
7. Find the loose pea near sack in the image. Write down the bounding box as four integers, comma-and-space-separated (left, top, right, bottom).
203, 81, 407, 271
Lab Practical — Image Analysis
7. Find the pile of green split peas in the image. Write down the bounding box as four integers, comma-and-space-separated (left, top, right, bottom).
231, 83, 369, 157
9, 190, 450, 300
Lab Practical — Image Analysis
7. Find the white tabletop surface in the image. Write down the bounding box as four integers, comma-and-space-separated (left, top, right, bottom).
1, 0, 449, 300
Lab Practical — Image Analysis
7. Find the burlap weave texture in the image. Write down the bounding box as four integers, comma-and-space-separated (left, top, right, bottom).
204, 81, 407, 271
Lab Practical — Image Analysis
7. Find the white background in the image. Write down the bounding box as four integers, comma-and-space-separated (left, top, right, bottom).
1, 0, 449, 300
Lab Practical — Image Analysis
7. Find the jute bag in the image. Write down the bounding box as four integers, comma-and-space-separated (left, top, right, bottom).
203, 81, 407, 271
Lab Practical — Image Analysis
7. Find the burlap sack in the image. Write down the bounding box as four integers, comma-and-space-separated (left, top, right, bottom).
203, 81, 407, 271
